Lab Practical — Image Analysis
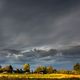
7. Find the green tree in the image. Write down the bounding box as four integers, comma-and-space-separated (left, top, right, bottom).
73, 63, 80, 71
58, 69, 67, 74
3, 65, 13, 73
23, 64, 30, 72
34, 66, 47, 74
0, 65, 3, 73
46, 66, 53, 73
19, 69, 23, 73
0, 65, 2, 68
15, 68, 20, 73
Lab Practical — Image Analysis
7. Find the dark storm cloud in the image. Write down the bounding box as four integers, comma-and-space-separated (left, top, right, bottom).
0, 0, 80, 69
0, 0, 80, 50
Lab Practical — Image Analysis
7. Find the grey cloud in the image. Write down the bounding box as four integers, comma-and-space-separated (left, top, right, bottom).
0, 45, 80, 64
0, 0, 80, 69
0, 45, 80, 69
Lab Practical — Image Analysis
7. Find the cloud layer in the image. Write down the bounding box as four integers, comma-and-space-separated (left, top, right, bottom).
0, 0, 80, 69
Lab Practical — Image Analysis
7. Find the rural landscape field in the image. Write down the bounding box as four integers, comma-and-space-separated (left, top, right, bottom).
0, 0, 80, 80
0, 74, 80, 80
0, 63, 80, 80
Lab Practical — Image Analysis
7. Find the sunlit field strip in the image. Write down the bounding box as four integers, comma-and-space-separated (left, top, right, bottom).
0, 74, 80, 79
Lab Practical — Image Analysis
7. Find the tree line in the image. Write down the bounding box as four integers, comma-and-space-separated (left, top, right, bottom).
0, 63, 79, 74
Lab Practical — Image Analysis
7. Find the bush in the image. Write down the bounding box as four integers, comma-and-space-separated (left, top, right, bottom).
34, 66, 47, 74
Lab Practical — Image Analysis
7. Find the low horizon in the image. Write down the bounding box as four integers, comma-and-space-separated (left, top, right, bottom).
0, 0, 80, 71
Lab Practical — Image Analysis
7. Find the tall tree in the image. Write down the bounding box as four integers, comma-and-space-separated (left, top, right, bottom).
73, 63, 80, 71
23, 64, 30, 72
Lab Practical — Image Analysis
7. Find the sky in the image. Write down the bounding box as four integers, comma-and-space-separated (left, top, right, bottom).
0, 0, 80, 70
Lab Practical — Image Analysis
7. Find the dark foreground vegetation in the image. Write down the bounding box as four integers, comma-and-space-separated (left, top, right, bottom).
0, 77, 80, 80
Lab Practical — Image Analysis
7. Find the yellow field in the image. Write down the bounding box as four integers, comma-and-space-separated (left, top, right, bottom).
0, 74, 80, 79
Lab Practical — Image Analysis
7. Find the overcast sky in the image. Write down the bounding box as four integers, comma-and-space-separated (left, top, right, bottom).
0, 0, 80, 69
0, 0, 80, 50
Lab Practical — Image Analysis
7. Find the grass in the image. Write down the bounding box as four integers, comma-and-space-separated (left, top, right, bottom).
0, 73, 80, 79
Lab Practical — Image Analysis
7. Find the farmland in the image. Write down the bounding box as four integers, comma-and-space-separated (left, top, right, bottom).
0, 73, 80, 80
0, 63, 80, 80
